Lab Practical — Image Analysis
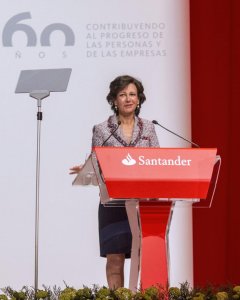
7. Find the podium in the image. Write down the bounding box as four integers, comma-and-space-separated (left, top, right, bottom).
73, 147, 220, 290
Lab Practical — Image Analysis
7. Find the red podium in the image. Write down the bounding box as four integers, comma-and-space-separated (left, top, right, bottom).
73, 147, 220, 290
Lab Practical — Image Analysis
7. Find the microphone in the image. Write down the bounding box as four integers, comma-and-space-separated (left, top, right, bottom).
101, 121, 121, 146
152, 120, 200, 148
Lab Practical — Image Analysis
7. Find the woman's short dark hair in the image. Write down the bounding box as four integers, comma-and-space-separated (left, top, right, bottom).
106, 75, 146, 116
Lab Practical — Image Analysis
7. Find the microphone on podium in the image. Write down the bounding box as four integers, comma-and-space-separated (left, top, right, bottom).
101, 120, 121, 146
152, 119, 200, 148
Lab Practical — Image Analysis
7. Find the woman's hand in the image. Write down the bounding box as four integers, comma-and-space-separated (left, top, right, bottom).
69, 165, 83, 175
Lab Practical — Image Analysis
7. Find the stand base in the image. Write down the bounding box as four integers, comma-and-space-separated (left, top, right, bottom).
140, 202, 173, 288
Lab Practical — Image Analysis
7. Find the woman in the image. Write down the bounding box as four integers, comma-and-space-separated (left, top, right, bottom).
70, 75, 159, 289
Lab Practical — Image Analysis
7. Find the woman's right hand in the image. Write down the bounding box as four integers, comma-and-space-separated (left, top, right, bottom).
69, 165, 83, 175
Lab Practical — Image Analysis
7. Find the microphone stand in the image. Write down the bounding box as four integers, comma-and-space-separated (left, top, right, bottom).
152, 120, 200, 148
101, 121, 121, 146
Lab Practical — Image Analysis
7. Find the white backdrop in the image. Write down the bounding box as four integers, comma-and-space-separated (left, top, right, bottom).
0, 0, 192, 289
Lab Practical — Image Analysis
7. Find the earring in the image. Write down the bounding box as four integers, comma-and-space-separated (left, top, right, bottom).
137, 104, 140, 109
115, 105, 118, 111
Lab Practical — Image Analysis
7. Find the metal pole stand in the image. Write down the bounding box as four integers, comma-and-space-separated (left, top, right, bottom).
30, 90, 50, 291
15, 68, 72, 292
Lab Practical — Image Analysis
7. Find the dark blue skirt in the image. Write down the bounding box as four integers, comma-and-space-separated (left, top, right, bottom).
98, 203, 132, 258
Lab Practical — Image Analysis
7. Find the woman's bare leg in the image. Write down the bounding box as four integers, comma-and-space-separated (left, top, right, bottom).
106, 253, 125, 289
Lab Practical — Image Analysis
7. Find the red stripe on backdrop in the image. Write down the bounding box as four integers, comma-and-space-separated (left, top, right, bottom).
190, 0, 240, 285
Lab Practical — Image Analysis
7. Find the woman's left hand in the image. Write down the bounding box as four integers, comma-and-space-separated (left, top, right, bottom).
69, 165, 83, 175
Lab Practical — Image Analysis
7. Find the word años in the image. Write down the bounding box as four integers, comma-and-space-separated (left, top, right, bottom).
14, 50, 68, 59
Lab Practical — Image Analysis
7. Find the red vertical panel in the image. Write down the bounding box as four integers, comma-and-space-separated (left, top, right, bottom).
226, 0, 240, 283
190, 1, 231, 285
191, 0, 240, 285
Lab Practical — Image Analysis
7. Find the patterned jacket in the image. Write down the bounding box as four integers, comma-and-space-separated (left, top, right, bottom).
92, 114, 159, 147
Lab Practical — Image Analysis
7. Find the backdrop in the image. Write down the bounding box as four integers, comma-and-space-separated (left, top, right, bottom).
0, 0, 192, 289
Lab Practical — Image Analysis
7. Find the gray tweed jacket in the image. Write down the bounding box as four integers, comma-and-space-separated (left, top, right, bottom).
92, 115, 159, 147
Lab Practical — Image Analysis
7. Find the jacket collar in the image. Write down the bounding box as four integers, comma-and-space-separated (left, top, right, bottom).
107, 115, 143, 147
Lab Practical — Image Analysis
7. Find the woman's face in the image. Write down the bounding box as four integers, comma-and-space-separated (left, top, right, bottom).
114, 83, 139, 117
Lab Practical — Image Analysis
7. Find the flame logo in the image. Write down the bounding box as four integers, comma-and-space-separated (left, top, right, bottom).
122, 153, 136, 166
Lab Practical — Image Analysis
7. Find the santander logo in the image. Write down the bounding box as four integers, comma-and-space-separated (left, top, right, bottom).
122, 153, 137, 166
121, 153, 192, 167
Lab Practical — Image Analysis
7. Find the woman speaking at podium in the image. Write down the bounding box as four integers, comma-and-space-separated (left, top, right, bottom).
70, 75, 159, 289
